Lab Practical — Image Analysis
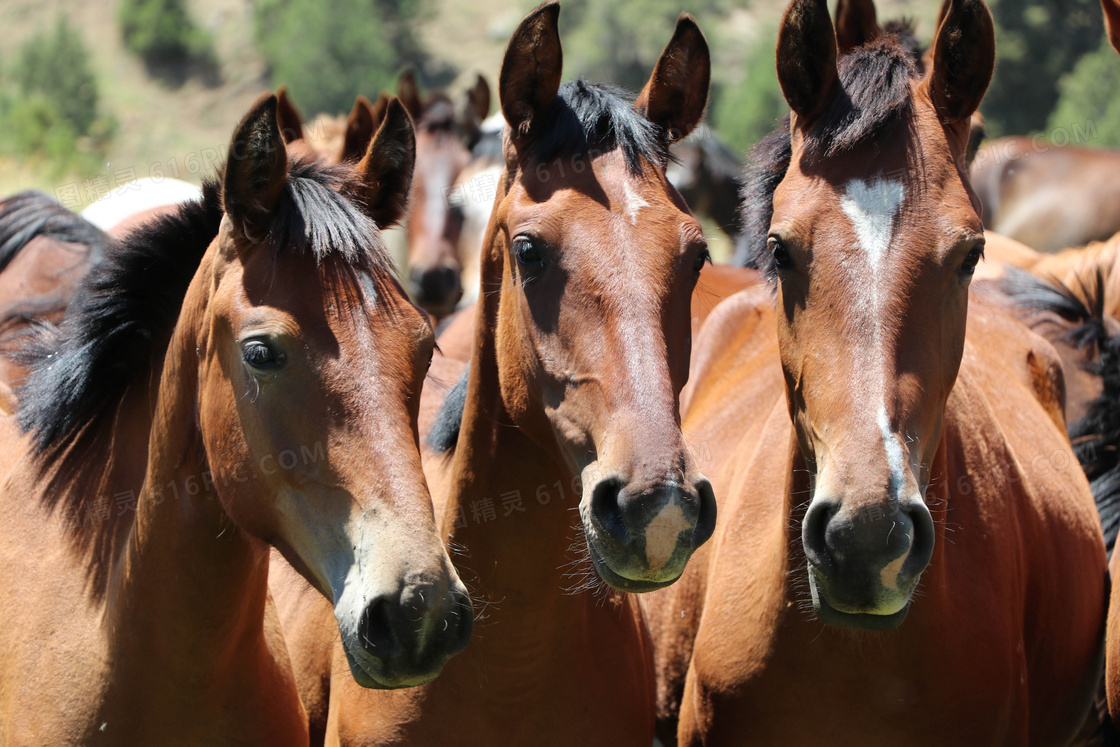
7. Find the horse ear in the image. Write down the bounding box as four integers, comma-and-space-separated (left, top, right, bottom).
340, 95, 379, 163
370, 91, 390, 125
398, 70, 424, 122
468, 74, 490, 123
922, 0, 994, 124
499, 2, 562, 140
223, 93, 289, 240
355, 97, 415, 229
275, 85, 305, 144
776, 0, 839, 122
1104, 0, 1120, 56
834, 0, 879, 53
635, 14, 710, 145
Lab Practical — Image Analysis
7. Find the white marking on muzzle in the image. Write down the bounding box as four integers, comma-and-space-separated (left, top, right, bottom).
643, 499, 689, 570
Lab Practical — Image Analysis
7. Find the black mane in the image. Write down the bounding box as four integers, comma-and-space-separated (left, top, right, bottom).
526, 79, 668, 173
999, 268, 1120, 553
736, 35, 919, 274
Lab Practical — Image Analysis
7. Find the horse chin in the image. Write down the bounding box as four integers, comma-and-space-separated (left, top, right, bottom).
807, 568, 911, 632
341, 643, 444, 690
584, 535, 682, 593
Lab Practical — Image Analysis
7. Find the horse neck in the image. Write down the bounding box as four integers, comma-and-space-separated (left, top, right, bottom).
440, 234, 594, 620
106, 252, 283, 703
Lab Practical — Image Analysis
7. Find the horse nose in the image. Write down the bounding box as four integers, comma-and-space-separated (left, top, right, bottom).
589, 475, 716, 573
409, 264, 461, 310
354, 582, 473, 686
803, 495, 934, 599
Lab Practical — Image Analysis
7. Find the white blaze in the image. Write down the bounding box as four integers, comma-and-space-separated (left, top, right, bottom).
840, 177, 908, 493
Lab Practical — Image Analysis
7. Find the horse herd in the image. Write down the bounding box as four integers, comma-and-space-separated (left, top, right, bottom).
0, 0, 1119, 744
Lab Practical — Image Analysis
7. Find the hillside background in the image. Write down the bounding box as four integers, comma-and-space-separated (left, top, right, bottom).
0, 0, 1114, 203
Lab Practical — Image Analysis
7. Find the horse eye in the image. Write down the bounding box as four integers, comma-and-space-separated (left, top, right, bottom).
693, 247, 711, 274
513, 236, 545, 267
242, 340, 284, 371
769, 236, 792, 271
960, 244, 985, 277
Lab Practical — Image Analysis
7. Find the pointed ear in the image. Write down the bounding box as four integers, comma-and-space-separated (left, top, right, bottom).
468, 74, 491, 122
776, 0, 839, 122
635, 14, 710, 145
223, 93, 289, 240
499, 2, 563, 140
370, 92, 390, 125
398, 69, 424, 122
339, 96, 379, 163
1105, 0, 1120, 57
355, 97, 415, 228
275, 85, 305, 144
922, 0, 994, 124
834, 0, 879, 53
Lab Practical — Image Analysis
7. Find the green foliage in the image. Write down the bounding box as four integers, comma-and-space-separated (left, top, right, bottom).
255, 0, 428, 116
118, 0, 213, 64
710, 26, 786, 155
0, 16, 114, 178
1048, 36, 1120, 147
984, 0, 1103, 137
13, 17, 100, 135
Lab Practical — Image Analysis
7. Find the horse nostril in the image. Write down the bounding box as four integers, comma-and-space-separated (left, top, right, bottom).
411, 265, 461, 305
803, 497, 840, 570
450, 589, 474, 652
589, 477, 628, 541
691, 478, 717, 548
902, 498, 935, 574
357, 596, 401, 660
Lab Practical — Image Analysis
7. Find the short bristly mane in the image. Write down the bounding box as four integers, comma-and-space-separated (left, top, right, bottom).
526, 79, 669, 173
17, 157, 395, 539
738, 36, 918, 275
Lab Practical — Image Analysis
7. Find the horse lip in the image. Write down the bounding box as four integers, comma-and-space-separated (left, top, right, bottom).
341, 640, 443, 690
584, 533, 680, 593
807, 567, 911, 632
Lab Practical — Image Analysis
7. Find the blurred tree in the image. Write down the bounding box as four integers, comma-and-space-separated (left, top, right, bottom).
13, 17, 99, 135
118, 0, 213, 66
710, 24, 785, 155
255, 0, 429, 116
1048, 35, 1120, 147
984, 0, 1103, 137
0, 16, 114, 176
556, 0, 731, 92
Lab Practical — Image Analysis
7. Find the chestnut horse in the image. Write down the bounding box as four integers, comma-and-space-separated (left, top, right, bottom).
276, 5, 716, 744
0, 94, 472, 744
0, 193, 108, 386
398, 70, 491, 318
971, 138, 1120, 254
646, 1, 1107, 744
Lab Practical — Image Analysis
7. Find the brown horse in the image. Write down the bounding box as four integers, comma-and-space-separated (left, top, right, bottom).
971, 138, 1120, 254
0, 193, 108, 387
397, 70, 491, 318
0, 94, 472, 744
645, 1, 1108, 744
275, 5, 715, 744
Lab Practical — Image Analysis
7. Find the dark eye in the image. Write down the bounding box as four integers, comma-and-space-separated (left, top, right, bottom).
769, 236, 792, 271
960, 243, 985, 277
242, 339, 284, 371
693, 247, 711, 274
513, 236, 545, 267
